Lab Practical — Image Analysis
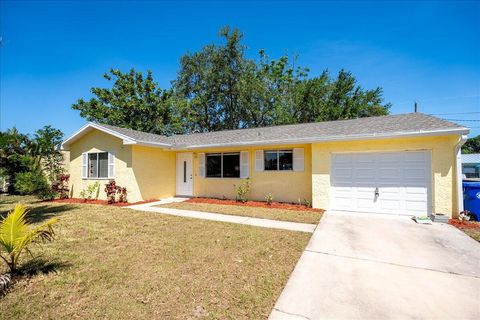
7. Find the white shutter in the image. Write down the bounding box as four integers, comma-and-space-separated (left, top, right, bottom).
82, 153, 88, 178
108, 152, 115, 178
255, 150, 264, 171
198, 153, 205, 177
240, 151, 249, 178
293, 148, 304, 172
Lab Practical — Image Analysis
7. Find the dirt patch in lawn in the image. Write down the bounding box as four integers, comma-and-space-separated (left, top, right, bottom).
449, 219, 480, 242
158, 200, 322, 224
0, 195, 310, 319
188, 197, 324, 213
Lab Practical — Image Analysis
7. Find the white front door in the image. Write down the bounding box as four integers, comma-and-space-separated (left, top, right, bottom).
331, 151, 431, 216
176, 153, 193, 196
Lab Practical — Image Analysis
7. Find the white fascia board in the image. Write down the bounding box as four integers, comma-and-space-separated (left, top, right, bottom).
172, 128, 470, 150
124, 140, 172, 148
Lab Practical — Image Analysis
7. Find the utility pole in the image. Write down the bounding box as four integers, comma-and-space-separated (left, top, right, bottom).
414, 101, 418, 113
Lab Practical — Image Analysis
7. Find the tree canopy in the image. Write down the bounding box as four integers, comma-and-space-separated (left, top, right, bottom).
462, 135, 480, 154
72, 27, 391, 134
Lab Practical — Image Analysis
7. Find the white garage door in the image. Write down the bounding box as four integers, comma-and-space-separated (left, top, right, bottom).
331, 151, 431, 216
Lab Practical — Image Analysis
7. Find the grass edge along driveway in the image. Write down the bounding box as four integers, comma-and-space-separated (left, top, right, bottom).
0, 195, 311, 319
156, 201, 323, 224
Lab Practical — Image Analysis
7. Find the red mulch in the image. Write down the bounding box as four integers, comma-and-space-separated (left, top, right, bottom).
187, 197, 325, 213
449, 219, 480, 230
47, 198, 157, 207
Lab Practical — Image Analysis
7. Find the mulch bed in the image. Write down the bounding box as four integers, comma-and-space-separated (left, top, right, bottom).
187, 197, 325, 212
449, 219, 480, 230
47, 198, 157, 207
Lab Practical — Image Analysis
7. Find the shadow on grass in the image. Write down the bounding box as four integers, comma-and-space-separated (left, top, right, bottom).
17, 257, 72, 276
0, 204, 76, 223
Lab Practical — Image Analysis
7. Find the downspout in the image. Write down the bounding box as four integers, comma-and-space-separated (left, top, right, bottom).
454, 135, 468, 214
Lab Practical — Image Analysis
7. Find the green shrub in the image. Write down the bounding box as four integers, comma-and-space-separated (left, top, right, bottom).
14, 171, 50, 199
265, 193, 274, 205
234, 178, 251, 203
80, 182, 100, 201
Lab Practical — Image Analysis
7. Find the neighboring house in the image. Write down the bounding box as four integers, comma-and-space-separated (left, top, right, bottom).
61, 113, 469, 217
462, 153, 480, 179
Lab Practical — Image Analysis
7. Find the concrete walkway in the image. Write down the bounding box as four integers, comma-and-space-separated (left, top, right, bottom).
126, 198, 316, 233
270, 210, 480, 320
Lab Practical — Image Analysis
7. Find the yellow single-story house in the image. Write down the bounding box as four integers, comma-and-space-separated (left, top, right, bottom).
61, 113, 469, 217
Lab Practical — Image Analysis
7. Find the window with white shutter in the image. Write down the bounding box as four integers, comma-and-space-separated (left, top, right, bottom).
293, 148, 304, 172
198, 153, 205, 177
82, 153, 88, 178
108, 152, 115, 178
240, 151, 249, 178
255, 150, 264, 171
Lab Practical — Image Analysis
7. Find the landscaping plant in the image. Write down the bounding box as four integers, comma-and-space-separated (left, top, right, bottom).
0, 204, 58, 274
265, 193, 274, 205
80, 181, 100, 201
50, 173, 70, 199
104, 180, 127, 204
233, 178, 250, 203
14, 171, 52, 200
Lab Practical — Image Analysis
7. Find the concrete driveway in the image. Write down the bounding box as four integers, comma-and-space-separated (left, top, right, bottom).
270, 211, 480, 320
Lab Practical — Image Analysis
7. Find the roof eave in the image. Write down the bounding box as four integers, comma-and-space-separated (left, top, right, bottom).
171, 127, 470, 150
61, 122, 138, 150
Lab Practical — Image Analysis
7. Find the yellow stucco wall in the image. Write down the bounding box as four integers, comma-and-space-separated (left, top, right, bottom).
69, 130, 139, 201
68, 130, 176, 202
131, 145, 176, 200
311, 135, 460, 217
69, 128, 460, 215
185, 144, 312, 203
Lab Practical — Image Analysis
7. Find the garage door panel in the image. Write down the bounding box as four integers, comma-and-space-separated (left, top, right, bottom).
331, 151, 431, 216
355, 168, 377, 179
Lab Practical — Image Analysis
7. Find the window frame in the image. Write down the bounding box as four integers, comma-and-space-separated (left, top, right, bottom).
86, 151, 110, 179
205, 152, 241, 179
264, 149, 293, 171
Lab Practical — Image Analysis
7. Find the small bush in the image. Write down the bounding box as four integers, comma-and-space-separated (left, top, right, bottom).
265, 193, 274, 205
50, 173, 70, 199
298, 198, 311, 208
104, 180, 127, 204
14, 171, 50, 199
80, 182, 100, 201
234, 178, 250, 203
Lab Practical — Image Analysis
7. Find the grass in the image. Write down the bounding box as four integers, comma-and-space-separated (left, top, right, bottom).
0, 195, 310, 319
156, 201, 322, 224
462, 228, 480, 242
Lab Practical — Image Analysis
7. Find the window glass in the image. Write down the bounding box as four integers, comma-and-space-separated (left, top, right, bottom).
98, 152, 108, 178
222, 153, 240, 178
264, 151, 278, 170
279, 151, 293, 170
183, 161, 187, 183
206, 154, 222, 177
88, 153, 98, 178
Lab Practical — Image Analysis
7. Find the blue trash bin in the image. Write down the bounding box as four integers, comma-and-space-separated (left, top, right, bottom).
463, 181, 480, 221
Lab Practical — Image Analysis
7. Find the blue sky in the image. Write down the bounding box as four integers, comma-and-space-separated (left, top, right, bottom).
1, 0, 479, 138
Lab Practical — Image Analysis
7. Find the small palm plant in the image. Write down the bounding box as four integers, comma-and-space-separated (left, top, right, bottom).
0, 204, 58, 274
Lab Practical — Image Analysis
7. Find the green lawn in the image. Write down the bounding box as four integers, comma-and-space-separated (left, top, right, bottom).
156, 201, 322, 224
0, 195, 310, 319
463, 228, 480, 242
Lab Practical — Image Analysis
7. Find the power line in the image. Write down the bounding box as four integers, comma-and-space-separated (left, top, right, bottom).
429, 112, 480, 116
442, 119, 480, 122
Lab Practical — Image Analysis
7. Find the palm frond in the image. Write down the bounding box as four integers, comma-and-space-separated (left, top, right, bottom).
0, 204, 58, 273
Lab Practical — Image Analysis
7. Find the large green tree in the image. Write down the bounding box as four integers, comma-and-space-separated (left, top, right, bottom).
73, 26, 391, 133
0, 126, 64, 193
462, 135, 480, 154
72, 69, 185, 135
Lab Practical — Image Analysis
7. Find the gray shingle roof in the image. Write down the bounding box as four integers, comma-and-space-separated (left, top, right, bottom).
97, 123, 172, 145
93, 113, 468, 149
